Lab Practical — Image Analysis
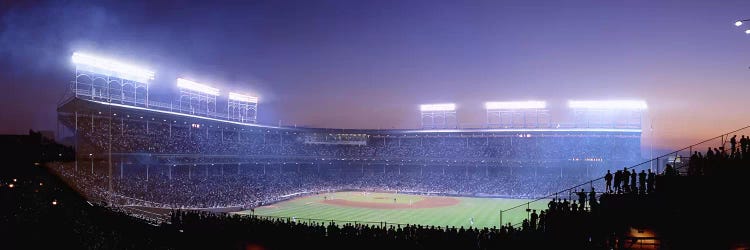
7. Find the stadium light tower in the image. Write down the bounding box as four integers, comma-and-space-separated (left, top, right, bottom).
228, 92, 259, 123
71, 52, 155, 107
420, 103, 457, 129
485, 101, 549, 128
177, 78, 220, 117
568, 100, 648, 129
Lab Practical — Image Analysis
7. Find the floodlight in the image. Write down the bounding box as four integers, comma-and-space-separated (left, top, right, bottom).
71, 52, 155, 82
177, 78, 220, 96
568, 100, 648, 110
736, 21, 744, 27
745, 29, 750, 34
485, 101, 546, 110
420, 103, 456, 112
229, 92, 259, 103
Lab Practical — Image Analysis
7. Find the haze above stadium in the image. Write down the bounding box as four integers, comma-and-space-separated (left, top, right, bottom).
1, 0, 749, 151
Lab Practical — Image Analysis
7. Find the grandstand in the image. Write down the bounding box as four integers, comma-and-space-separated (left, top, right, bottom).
53, 100, 644, 236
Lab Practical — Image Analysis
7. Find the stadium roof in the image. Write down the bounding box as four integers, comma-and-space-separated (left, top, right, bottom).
57, 98, 283, 130
58, 98, 642, 134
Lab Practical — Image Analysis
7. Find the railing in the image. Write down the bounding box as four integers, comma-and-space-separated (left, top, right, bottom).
499, 124, 750, 226
247, 214, 439, 229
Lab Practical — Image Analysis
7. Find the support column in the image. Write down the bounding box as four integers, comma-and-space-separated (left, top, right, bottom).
108, 109, 113, 202
74, 111, 78, 174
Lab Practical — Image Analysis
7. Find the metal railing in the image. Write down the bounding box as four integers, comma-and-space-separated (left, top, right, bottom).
499, 124, 750, 226
74, 90, 251, 124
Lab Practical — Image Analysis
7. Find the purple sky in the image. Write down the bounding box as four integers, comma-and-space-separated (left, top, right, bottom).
1, 0, 749, 150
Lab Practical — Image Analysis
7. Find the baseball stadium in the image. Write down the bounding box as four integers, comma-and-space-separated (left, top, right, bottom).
50, 52, 646, 230
5, 2, 750, 248
19, 51, 744, 249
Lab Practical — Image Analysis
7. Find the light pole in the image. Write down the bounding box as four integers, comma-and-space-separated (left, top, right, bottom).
734, 19, 750, 34
89, 153, 94, 175
650, 117, 654, 172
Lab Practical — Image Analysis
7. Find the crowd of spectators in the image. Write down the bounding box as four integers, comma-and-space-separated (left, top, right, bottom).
167, 209, 592, 249
51, 162, 599, 209
687, 137, 750, 176
73, 116, 641, 161
52, 115, 637, 209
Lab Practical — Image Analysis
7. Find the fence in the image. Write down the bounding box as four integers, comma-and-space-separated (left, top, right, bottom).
499, 125, 750, 227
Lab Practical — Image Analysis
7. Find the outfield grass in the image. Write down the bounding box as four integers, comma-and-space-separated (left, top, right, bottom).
235, 192, 548, 228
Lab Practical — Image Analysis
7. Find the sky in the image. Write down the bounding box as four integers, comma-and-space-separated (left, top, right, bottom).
0, 0, 749, 151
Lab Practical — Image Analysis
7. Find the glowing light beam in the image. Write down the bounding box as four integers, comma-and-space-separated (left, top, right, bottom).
72, 52, 155, 82
420, 103, 456, 112
568, 100, 648, 110
485, 101, 546, 110
229, 92, 259, 103
177, 78, 220, 96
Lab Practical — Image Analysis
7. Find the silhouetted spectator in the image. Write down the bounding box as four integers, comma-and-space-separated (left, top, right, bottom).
622, 168, 630, 193
538, 210, 546, 231
530, 210, 538, 230
647, 169, 655, 193
614, 170, 622, 193
548, 198, 556, 212
576, 189, 586, 209
638, 170, 646, 194
731, 135, 737, 155
664, 164, 678, 176
689, 152, 699, 176
604, 170, 612, 193
630, 169, 636, 192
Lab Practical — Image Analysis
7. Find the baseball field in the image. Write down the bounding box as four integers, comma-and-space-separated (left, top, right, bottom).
235, 191, 549, 228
